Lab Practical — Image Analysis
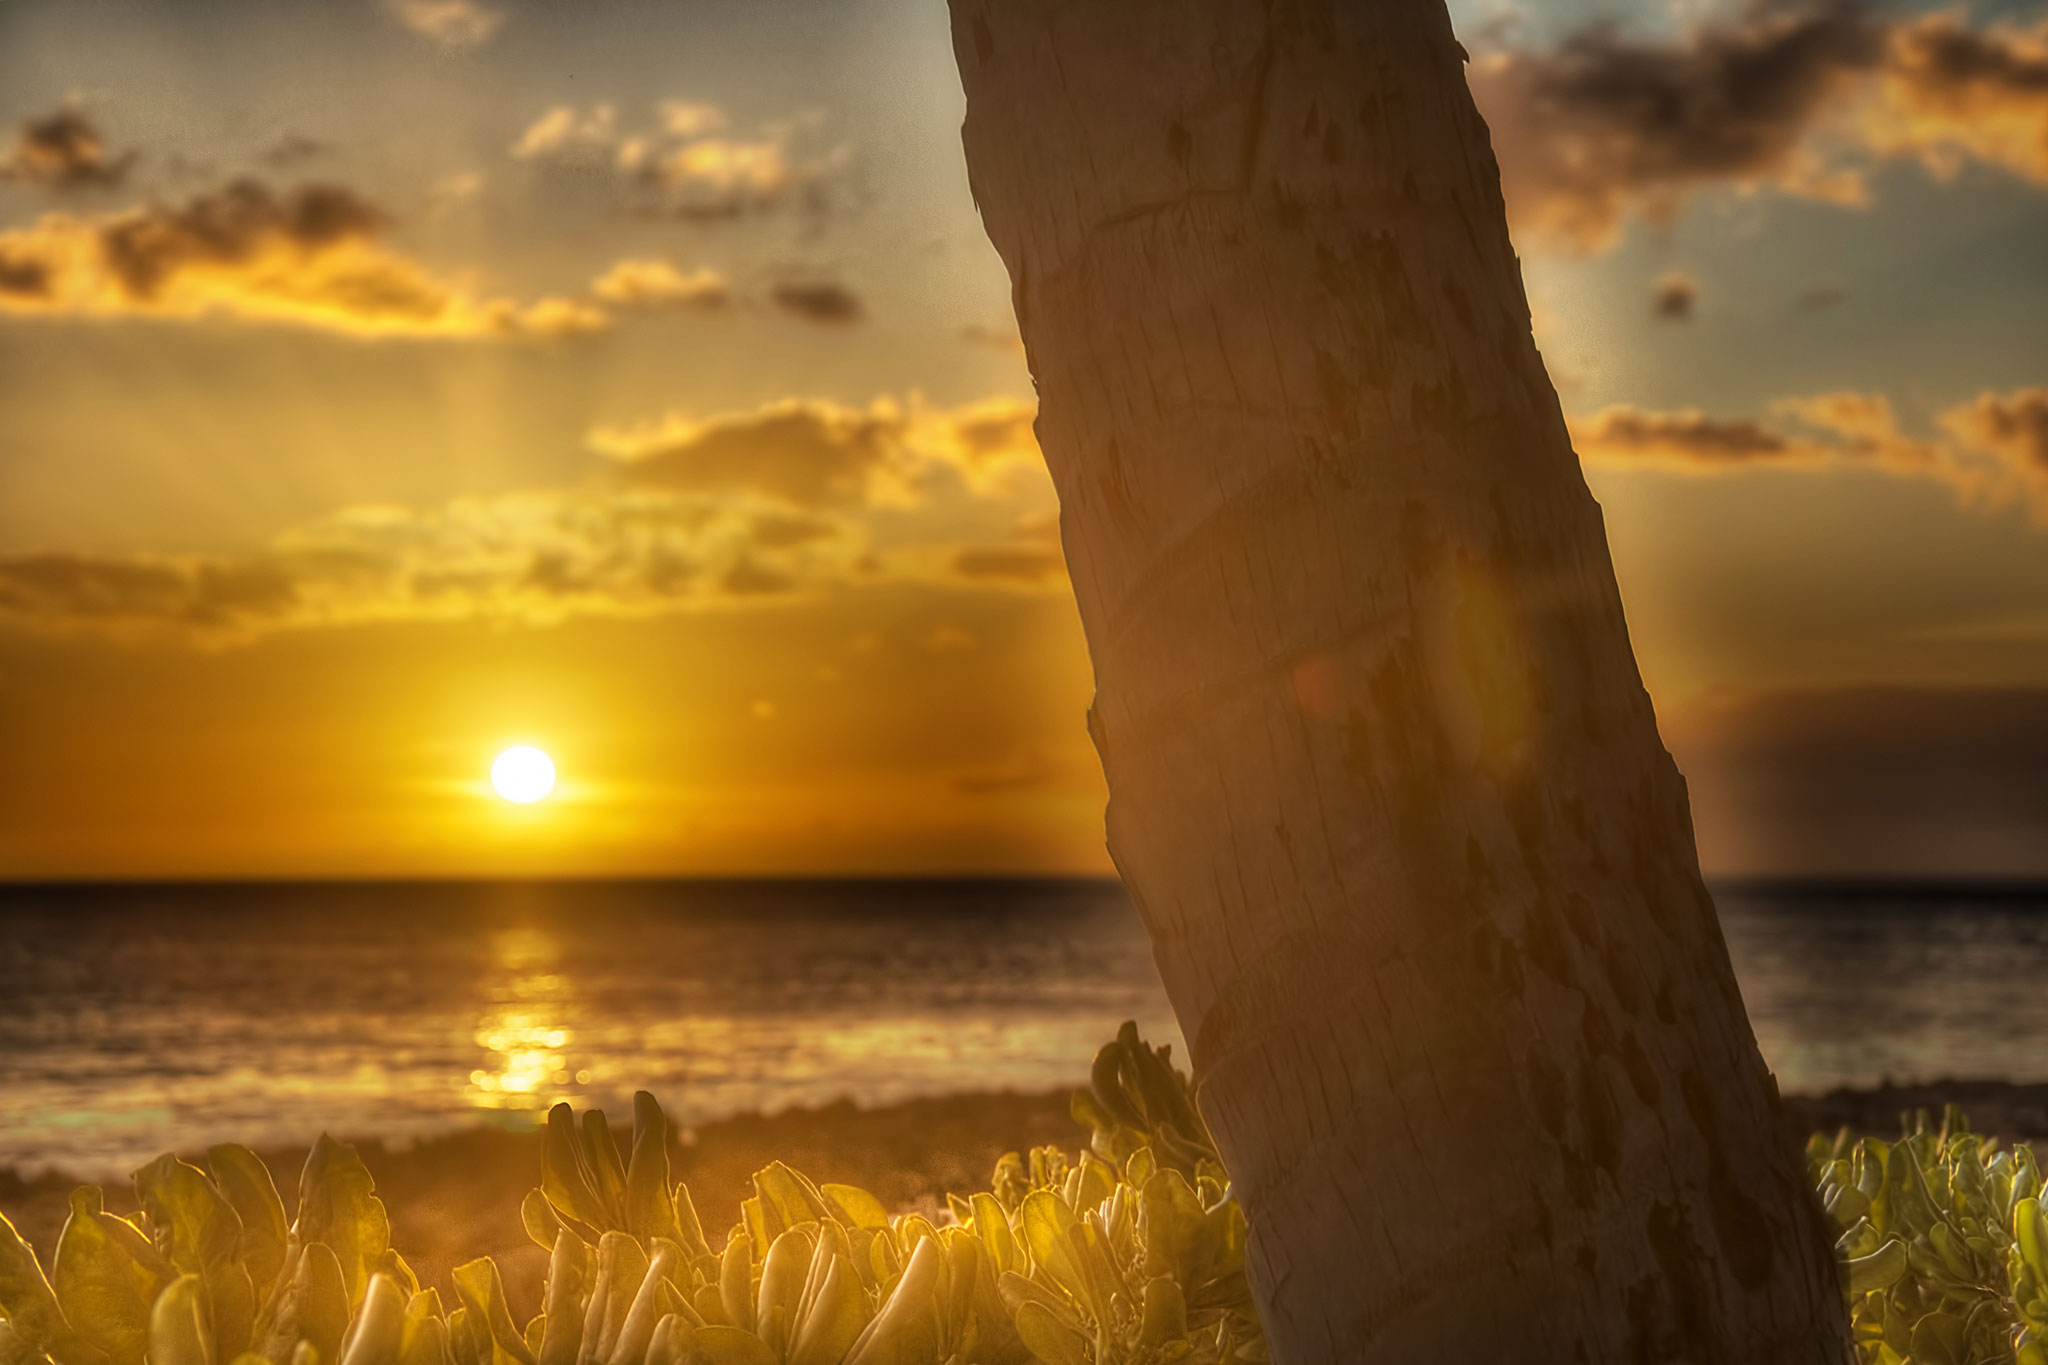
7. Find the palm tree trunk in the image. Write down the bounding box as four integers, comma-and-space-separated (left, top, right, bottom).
948, 2, 1851, 1360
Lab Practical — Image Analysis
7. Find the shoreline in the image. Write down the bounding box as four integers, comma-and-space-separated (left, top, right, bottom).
4, 1080, 2042, 1315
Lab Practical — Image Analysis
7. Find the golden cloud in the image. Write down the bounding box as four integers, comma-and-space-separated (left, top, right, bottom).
590, 395, 1044, 507
514, 101, 848, 220
0, 179, 608, 339
386, 0, 506, 51
591, 258, 730, 309
0, 390, 1062, 642
1870, 13, 2048, 184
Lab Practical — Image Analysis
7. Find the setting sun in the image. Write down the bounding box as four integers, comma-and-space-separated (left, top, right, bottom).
490, 746, 556, 805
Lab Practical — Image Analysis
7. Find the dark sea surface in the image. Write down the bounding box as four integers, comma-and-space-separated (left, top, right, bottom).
1, 877, 2042, 1175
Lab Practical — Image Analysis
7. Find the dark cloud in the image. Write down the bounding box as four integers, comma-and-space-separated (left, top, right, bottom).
949, 544, 1065, 583
595, 401, 907, 507
0, 250, 53, 299
1470, 2, 1882, 250
721, 557, 796, 595
0, 108, 135, 190
1795, 284, 1846, 311
770, 279, 864, 325
0, 554, 296, 629
1666, 687, 2048, 875
1653, 272, 1700, 320
98, 180, 388, 300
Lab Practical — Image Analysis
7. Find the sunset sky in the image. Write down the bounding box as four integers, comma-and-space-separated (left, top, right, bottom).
2, 0, 2045, 878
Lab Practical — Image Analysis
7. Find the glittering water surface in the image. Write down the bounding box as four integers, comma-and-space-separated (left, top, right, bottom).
2, 878, 2043, 1175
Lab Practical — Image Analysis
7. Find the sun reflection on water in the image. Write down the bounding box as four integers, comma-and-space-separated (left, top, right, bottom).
467, 927, 588, 1111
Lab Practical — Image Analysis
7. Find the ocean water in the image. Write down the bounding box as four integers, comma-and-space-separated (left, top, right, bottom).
1, 877, 2043, 1176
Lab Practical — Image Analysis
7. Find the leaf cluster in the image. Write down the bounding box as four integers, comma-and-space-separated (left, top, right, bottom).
0, 1026, 1262, 1365
1812, 1106, 2048, 1365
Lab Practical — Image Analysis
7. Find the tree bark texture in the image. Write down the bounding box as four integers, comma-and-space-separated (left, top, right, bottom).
949, 2, 1852, 1361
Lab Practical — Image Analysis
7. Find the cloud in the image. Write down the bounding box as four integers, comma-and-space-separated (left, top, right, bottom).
1870, 12, 2048, 184
512, 101, 849, 220
1576, 386, 2048, 523
589, 394, 1044, 507
385, 0, 506, 51
0, 178, 608, 339
769, 278, 863, 324
1471, 4, 2048, 253
591, 258, 730, 310
1470, 2, 1880, 251
1, 107, 134, 190
1570, 406, 1801, 465
1653, 271, 1700, 320
958, 322, 1025, 354
949, 544, 1066, 584
511, 105, 619, 162
592, 399, 911, 507
0, 486, 864, 641
1940, 388, 2048, 518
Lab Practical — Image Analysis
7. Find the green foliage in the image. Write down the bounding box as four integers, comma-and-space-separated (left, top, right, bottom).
0, 1027, 1262, 1365
1810, 1105, 2048, 1365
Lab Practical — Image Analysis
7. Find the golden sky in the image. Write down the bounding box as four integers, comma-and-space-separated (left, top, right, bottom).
3, 0, 2047, 877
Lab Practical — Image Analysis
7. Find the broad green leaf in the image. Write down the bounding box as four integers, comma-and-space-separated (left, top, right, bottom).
293, 1140, 390, 1310
1015, 1193, 1088, 1309
535, 1232, 588, 1365
451, 1261, 535, 1365
1011, 1301, 1087, 1365
540, 1108, 609, 1234
818, 1187, 888, 1234
518, 1193, 561, 1254
842, 1237, 944, 1365
577, 1115, 628, 1227
53, 1189, 156, 1365
0, 1208, 101, 1365
148, 1276, 212, 1365
134, 1156, 255, 1358
623, 1095, 679, 1247
787, 1257, 867, 1365
206, 1149, 288, 1300
336, 1274, 406, 1365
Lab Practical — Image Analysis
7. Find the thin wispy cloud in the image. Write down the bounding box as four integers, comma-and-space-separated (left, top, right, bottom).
384, 0, 507, 51
1574, 386, 2048, 524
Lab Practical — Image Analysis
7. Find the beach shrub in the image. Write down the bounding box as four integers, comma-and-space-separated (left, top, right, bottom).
11, 1017, 2043, 1364
1810, 1106, 2048, 1365
0, 1024, 1264, 1365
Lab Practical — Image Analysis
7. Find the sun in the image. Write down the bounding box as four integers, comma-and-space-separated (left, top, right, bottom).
490, 746, 557, 804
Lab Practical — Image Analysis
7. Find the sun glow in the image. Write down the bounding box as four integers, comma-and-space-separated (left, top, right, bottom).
490, 746, 557, 804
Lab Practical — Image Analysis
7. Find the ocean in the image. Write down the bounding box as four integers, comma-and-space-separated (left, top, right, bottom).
1, 877, 2042, 1176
